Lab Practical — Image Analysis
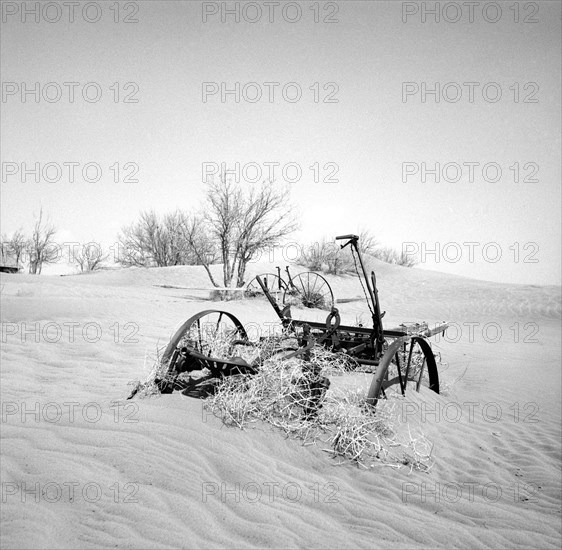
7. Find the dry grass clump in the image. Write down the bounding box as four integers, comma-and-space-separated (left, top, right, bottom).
308, 345, 360, 374
127, 345, 171, 399
321, 388, 434, 471
209, 289, 246, 301
128, 333, 298, 399
129, 333, 435, 471
283, 289, 332, 310
205, 344, 434, 472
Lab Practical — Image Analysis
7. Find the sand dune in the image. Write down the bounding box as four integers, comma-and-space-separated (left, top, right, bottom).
1, 262, 560, 549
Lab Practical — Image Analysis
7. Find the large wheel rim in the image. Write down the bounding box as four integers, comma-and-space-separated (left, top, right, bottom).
162, 310, 248, 367
284, 272, 334, 309
366, 336, 439, 406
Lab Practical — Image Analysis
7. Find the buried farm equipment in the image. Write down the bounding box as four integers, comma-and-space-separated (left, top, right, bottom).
245, 265, 334, 309
129, 234, 449, 406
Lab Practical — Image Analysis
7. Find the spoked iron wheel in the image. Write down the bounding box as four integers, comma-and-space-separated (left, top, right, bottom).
366, 337, 439, 406
283, 272, 334, 309
162, 310, 249, 365
391, 337, 438, 393
245, 274, 287, 299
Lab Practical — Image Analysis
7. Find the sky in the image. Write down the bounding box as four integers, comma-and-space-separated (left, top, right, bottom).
1, 0, 560, 284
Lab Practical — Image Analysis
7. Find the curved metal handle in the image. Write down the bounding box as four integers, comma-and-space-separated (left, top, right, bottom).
325, 308, 341, 332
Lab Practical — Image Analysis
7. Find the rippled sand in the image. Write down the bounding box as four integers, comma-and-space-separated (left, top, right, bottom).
1, 262, 560, 549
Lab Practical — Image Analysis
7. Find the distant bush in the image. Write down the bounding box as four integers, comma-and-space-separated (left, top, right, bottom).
116, 210, 209, 268
209, 289, 245, 301
69, 242, 108, 272
371, 246, 418, 267
300, 238, 354, 275
300, 230, 417, 274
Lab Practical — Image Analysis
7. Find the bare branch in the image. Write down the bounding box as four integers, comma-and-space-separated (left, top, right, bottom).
27, 208, 58, 274
70, 243, 108, 272
178, 213, 221, 287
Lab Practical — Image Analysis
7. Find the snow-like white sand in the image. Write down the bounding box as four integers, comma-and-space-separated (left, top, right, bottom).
1, 261, 560, 549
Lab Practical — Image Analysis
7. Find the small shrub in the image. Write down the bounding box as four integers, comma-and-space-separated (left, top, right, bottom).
372, 246, 418, 267
209, 289, 245, 301
300, 239, 354, 275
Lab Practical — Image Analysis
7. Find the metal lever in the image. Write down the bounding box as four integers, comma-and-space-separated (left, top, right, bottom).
336, 234, 358, 249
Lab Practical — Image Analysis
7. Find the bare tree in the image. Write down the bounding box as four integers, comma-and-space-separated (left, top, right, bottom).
234, 180, 299, 287
0, 234, 10, 266
116, 210, 215, 268
200, 177, 298, 288
70, 242, 108, 272
1, 230, 27, 269
163, 210, 204, 266
138, 210, 169, 267
179, 213, 221, 286
27, 209, 58, 274
116, 215, 155, 267
203, 177, 242, 286
117, 210, 178, 267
